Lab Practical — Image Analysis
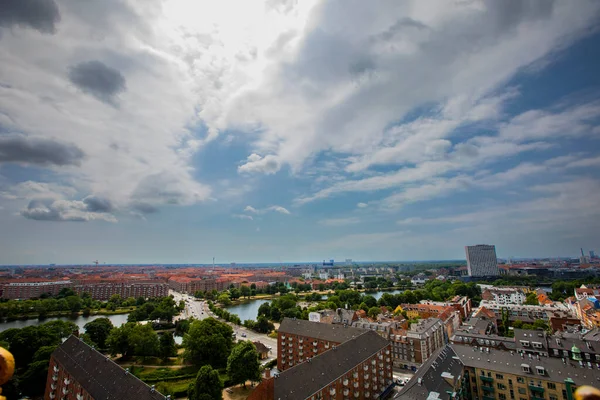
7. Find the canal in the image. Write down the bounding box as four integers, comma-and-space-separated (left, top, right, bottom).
0, 313, 130, 333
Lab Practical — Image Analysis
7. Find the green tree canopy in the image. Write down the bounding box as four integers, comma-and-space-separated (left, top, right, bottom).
159, 332, 177, 360
84, 317, 114, 349
227, 341, 261, 388
183, 318, 234, 368
188, 365, 223, 400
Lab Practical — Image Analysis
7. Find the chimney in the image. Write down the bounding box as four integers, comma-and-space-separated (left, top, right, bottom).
265, 368, 271, 379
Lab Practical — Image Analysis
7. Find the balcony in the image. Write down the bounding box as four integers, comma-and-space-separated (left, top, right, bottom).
343, 379, 348, 386
364, 374, 370, 380
529, 385, 545, 393
330, 388, 336, 396
354, 392, 359, 398
482, 396, 495, 400
531, 396, 545, 400
481, 385, 494, 393
343, 389, 349, 396
480, 375, 494, 383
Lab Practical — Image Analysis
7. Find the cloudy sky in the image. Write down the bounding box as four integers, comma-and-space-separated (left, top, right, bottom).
1, 0, 599, 265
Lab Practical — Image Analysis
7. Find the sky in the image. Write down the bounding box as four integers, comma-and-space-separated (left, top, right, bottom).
0, 0, 600, 265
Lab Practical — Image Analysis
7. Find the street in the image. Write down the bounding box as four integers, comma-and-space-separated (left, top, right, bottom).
170, 290, 278, 364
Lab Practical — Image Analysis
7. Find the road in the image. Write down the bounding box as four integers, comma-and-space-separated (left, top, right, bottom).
170, 290, 278, 365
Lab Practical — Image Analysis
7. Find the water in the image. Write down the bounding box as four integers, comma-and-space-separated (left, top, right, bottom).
371, 289, 404, 300
223, 290, 404, 320
225, 299, 270, 321
0, 313, 130, 333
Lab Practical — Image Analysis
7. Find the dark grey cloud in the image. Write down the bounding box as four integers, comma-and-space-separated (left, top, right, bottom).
0, 0, 60, 34
68, 61, 126, 103
83, 195, 113, 212
21, 199, 84, 222
0, 135, 85, 166
21, 198, 117, 222
131, 201, 158, 214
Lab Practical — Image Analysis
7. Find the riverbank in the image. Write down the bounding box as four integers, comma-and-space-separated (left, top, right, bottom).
0, 307, 134, 322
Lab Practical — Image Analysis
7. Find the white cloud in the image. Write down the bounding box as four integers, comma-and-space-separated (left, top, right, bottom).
243, 204, 291, 215
356, 202, 368, 208
238, 154, 281, 175
268, 205, 290, 214
232, 214, 253, 220
319, 217, 361, 226
0, 181, 77, 200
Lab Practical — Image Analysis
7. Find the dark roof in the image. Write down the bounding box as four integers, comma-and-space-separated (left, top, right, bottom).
514, 329, 549, 352
399, 345, 463, 400
274, 331, 389, 400
51, 336, 166, 400
452, 343, 600, 387
253, 341, 270, 354
279, 318, 365, 343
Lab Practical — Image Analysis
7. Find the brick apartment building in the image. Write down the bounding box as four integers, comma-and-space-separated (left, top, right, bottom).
277, 318, 366, 371
168, 276, 234, 294
1, 280, 73, 299
249, 330, 393, 400
45, 336, 166, 400
73, 280, 168, 300
390, 318, 446, 370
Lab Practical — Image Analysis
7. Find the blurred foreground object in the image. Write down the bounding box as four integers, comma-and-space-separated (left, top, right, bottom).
0, 347, 15, 400
575, 386, 600, 400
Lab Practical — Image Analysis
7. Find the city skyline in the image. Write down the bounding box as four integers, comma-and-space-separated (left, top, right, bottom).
1, 1, 600, 264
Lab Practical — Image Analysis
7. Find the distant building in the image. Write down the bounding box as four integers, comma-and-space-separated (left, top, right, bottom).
465, 244, 499, 276
1, 280, 72, 299
45, 336, 166, 400
249, 330, 393, 400
73, 280, 168, 300
481, 286, 527, 305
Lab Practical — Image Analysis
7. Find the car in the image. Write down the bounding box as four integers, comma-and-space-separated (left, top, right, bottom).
267, 345, 272, 350
241, 333, 247, 337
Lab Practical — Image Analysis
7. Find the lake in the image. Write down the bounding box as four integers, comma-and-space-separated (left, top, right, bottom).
224, 290, 404, 320
225, 299, 271, 321
0, 313, 130, 333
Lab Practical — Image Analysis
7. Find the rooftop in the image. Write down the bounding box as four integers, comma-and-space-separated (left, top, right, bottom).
279, 318, 365, 343
451, 343, 600, 387
51, 336, 166, 400
273, 331, 389, 400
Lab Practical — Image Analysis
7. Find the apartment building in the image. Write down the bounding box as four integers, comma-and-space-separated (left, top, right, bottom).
45, 336, 166, 400
401, 342, 600, 400
249, 330, 393, 400
395, 303, 461, 338
73, 280, 168, 300
474, 301, 575, 324
390, 318, 445, 370
1, 280, 73, 299
481, 287, 527, 305
277, 318, 366, 371
419, 296, 472, 320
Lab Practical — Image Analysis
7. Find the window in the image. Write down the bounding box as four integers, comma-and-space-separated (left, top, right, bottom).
496, 374, 504, 379
562, 390, 568, 399
510, 390, 515, 399
471, 377, 476, 383
499, 394, 507, 400
536, 366, 545, 375
550, 396, 558, 400
518, 388, 527, 395
520, 341, 530, 347
547, 383, 556, 390
508, 379, 513, 386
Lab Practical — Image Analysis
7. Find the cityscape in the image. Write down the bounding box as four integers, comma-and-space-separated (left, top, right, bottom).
1, 244, 600, 399
1, 0, 600, 400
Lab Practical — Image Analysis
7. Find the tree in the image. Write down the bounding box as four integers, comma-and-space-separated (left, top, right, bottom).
363, 295, 377, 308
368, 306, 381, 320
159, 332, 177, 360
227, 341, 261, 388
106, 323, 136, 358
188, 365, 223, 400
218, 293, 232, 307
183, 318, 234, 368
512, 320, 524, 329
524, 292, 539, 306
84, 317, 114, 349
229, 288, 241, 300
240, 285, 251, 298
255, 315, 275, 333
130, 324, 159, 359
66, 295, 82, 313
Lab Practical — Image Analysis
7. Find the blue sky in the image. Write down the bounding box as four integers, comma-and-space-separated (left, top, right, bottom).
1, 0, 599, 264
